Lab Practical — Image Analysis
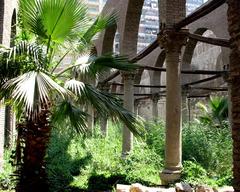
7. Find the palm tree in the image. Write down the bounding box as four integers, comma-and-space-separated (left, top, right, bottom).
196, 96, 228, 128
0, 0, 143, 191
227, 0, 240, 191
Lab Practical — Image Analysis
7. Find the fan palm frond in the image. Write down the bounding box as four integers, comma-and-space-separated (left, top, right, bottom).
52, 100, 87, 133
57, 54, 138, 78
0, 42, 45, 88
76, 12, 117, 53
19, 0, 89, 44
65, 79, 144, 136
3, 71, 69, 118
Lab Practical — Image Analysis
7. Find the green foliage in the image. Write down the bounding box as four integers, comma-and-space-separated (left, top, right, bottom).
45, 121, 232, 191
0, 151, 15, 190
196, 96, 229, 128
144, 120, 165, 157
46, 122, 162, 191
144, 120, 232, 187
182, 123, 232, 179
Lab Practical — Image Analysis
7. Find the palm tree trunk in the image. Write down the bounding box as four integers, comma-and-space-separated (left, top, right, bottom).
227, 1, 240, 191
16, 108, 51, 192
4, 105, 14, 148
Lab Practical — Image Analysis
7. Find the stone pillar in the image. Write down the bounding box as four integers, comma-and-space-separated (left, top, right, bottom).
4, 106, 14, 148
86, 105, 94, 135
223, 65, 232, 127
121, 72, 135, 156
182, 87, 189, 124
0, 102, 5, 172
134, 100, 139, 116
99, 82, 110, 137
151, 93, 159, 120
158, 29, 187, 184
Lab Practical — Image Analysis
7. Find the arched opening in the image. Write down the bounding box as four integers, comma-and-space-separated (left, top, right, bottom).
100, 24, 117, 55
182, 28, 226, 122
191, 29, 222, 89
138, 70, 152, 119
119, 0, 144, 56
137, 0, 159, 53
151, 50, 165, 93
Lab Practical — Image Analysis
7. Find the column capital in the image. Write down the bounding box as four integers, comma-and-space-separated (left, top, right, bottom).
158, 29, 188, 53
121, 71, 136, 81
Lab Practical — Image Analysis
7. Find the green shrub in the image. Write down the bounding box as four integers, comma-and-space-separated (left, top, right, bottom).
182, 123, 232, 178
46, 122, 162, 191
0, 150, 15, 190
145, 120, 165, 157
45, 120, 232, 191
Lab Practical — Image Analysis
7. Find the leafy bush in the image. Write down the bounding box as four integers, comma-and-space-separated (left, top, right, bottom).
196, 96, 229, 128
44, 120, 233, 190
0, 150, 15, 190
182, 123, 232, 179
144, 120, 232, 187
46, 122, 163, 191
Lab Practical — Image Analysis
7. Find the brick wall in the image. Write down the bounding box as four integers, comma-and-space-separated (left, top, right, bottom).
159, 0, 186, 28
0, 0, 17, 171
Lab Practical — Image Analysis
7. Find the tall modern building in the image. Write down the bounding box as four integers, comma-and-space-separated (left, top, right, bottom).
86, 0, 107, 18
86, 0, 204, 52
138, 0, 159, 52
186, 0, 205, 15
137, 0, 204, 52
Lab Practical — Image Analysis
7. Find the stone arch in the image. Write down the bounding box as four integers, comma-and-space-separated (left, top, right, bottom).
94, 6, 118, 56
119, 0, 145, 56
150, 50, 166, 93
97, 24, 117, 55
182, 28, 226, 84
0, 0, 4, 43
182, 28, 208, 71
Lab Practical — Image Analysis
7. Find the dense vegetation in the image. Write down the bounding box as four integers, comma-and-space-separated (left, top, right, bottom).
0, 119, 232, 191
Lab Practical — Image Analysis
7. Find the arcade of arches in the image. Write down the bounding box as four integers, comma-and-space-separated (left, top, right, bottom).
1, 0, 240, 191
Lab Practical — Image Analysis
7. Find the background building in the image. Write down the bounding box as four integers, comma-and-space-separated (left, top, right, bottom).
88, 0, 205, 52
86, 0, 107, 18
186, 0, 205, 15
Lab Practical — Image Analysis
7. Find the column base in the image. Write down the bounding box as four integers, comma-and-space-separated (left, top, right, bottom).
160, 169, 181, 185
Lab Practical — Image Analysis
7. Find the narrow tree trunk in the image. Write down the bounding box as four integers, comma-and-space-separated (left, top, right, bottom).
16, 108, 51, 192
4, 105, 14, 148
227, 1, 240, 191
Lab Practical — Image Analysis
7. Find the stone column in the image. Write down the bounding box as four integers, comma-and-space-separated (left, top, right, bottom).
134, 100, 139, 116
99, 82, 110, 137
4, 106, 14, 148
223, 65, 232, 127
0, 102, 5, 171
86, 105, 94, 135
181, 87, 189, 124
158, 29, 187, 184
121, 72, 135, 156
151, 93, 159, 121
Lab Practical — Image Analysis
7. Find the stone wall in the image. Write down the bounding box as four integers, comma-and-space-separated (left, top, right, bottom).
0, 0, 17, 171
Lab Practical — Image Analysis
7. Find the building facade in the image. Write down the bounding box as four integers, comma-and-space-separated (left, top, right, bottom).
186, 0, 205, 15
86, 0, 107, 18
